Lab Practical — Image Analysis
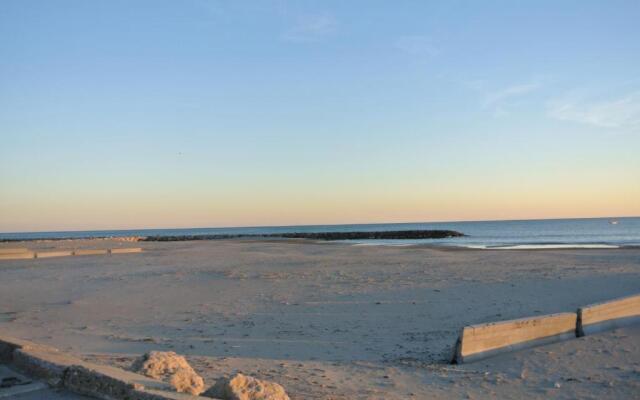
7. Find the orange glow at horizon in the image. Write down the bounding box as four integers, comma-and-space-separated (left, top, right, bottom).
1, 177, 638, 232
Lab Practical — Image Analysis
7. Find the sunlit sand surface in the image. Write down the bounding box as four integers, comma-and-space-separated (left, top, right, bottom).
1, 239, 639, 398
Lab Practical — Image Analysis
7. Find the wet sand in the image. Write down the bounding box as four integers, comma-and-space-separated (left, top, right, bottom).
0, 239, 639, 398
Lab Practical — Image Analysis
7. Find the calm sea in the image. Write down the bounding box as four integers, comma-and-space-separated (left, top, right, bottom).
1, 217, 639, 249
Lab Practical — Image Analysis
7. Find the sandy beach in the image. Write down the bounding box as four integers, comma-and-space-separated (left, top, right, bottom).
1, 239, 639, 399
3, 1, 639, 398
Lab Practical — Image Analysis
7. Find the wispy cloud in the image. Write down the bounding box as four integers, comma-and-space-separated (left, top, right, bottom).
483, 83, 540, 108
480, 82, 540, 117
395, 35, 439, 58
548, 92, 640, 130
281, 13, 337, 43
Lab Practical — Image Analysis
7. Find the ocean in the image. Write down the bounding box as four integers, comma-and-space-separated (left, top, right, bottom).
1, 217, 639, 249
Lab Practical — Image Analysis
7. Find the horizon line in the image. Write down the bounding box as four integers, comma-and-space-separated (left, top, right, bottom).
1, 215, 637, 236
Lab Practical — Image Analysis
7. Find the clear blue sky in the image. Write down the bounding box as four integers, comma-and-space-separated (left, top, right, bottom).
1, 1, 639, 232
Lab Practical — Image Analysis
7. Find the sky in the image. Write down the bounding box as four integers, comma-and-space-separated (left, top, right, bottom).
1, 0, 639, 232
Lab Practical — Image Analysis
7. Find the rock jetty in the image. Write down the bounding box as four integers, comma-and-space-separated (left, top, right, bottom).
142, 230, 465, 242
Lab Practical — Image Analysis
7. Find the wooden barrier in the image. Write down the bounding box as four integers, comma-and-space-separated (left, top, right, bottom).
0, 248, 143, 261
109, 248, 142, 254
73, 249, 109, 256
0, 248, 29, 255
577, 294, 640, 336
453, 312, 577, 363
0, 252, 35, 260
34, 251, 74, 259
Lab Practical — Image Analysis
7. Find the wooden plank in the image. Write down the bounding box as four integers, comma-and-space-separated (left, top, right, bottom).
453, 312, 577, 363
109, 248, 142, 254
0, 248, 29, 255
1, 248, 143, 260
578, 293, 640, 336
0, 252, 35, 260
34, 251, 73, 259
73, 249, 109, 256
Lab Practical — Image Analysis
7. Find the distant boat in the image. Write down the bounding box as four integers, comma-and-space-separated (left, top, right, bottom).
609, 220, 619, 225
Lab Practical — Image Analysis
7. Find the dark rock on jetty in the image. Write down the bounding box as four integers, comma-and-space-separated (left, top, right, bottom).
142, 230, 464, 242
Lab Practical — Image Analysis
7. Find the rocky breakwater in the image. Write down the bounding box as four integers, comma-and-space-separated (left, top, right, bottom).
143, 229, 465, 242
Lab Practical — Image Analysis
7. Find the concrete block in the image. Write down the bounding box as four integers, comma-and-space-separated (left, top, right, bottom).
109, 248, 143, 254
63, 363, 173, 400
1, 333, 203, 400
34, 251, 73, 259
453, 312, 577, 363
73, 249, 109, 256
12, 347, 80, 386
0, 252, 35, 260
135, 388, 207, 400
578, 293, 640, 336
12, 345, 184, 399
0, 365, 49, 399
0, 335, 36, 363
0, 336, 57, 363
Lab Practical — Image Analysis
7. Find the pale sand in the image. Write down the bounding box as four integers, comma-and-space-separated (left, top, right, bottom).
0, 239, 639, 399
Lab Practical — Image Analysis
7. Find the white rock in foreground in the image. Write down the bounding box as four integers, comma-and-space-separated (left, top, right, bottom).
131, 351, 205, 395
204, 373, 290, 400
